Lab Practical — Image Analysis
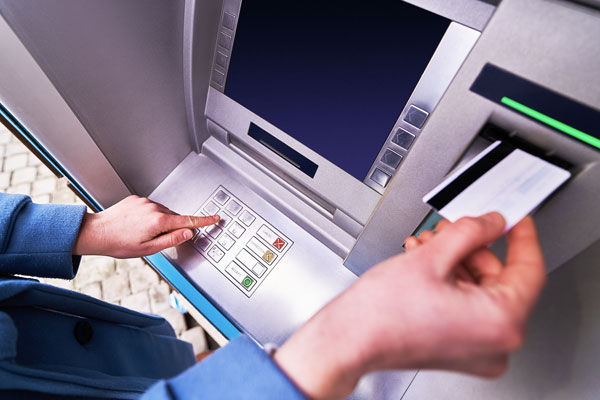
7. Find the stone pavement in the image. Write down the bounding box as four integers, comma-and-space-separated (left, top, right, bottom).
0, 125, 210, 357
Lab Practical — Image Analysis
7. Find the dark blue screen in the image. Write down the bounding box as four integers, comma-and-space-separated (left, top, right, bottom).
225, 1, 449, 181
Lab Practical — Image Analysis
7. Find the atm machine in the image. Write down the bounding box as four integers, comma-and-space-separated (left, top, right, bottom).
0, 0, 599, 398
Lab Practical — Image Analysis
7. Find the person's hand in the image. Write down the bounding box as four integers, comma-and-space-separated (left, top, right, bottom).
73, 195, 220, 258
274, 213, 546, 400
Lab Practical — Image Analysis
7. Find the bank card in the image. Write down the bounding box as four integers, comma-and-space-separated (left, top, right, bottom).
423, 140, 571, 230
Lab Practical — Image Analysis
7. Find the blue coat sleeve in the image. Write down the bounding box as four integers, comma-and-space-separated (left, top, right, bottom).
0, 193, 86, 279
142, 335, 306, 400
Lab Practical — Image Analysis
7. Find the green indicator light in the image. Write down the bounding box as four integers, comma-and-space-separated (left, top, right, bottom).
243, 276, 253, 288
501, 96, 600, 150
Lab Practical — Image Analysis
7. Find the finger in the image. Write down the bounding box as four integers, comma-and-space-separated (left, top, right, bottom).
435, 219, 451, 232
463, 248, 503, 284
425, 212, 506, 276
404, 236, 421, 251
147, 228, 195, 252
498, 216, 546, 309
431, 353, 509, 378
161, 214, 220, 231
454, 265, 476, 283
157, 204, 177, 215
418, 230, 435, 242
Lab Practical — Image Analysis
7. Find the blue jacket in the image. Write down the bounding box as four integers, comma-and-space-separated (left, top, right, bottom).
0, 193, 304, 399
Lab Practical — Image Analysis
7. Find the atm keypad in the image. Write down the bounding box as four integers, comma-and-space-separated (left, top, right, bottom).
192, 186, 293, 297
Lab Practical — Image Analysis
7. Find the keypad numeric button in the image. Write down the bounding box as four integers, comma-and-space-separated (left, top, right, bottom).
239, 210, 256, 226
206, 225, 223, 239
203, 201, 220, 215
229, 222, 246, 239
207, 246, 225, 262
213, 190, 230, 205
217, 233, 236, 251
225, 200, 243, 216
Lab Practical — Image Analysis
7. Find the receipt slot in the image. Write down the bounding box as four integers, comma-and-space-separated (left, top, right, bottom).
1, 0, 600, 398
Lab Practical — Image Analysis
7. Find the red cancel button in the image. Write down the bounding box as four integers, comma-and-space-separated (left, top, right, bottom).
273, 238, 286, 251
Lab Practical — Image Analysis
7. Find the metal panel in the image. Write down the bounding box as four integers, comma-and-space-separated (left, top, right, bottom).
0, 15, 129, 207
183, 0, 223, 153
405, 0, 498, 31
0, 0, 192, 197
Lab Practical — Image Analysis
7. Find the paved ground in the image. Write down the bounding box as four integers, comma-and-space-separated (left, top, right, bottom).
0, 125, 210, 357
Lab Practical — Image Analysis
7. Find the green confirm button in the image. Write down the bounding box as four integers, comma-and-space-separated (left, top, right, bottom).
242, 276, 254, 290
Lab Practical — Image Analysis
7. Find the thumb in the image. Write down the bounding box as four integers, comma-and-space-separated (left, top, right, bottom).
147, 228, 195, 253
425, 212, 506, 276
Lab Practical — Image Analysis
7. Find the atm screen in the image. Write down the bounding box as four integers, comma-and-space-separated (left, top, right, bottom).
224, 0, 449, 181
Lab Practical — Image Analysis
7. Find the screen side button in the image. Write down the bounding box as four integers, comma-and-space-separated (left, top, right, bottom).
380, 148, 403, 169
391, 129, 415, 150
403, 105, 429, 129
212, 69, 225, 85
222, 13, 236, 30
370, 168, 391, 188
218, 32, 233, 50
215, 51, 228, 69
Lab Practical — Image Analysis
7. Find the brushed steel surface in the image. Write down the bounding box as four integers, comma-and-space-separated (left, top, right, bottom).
0, 15, 130, 207
405, 0, 497, 31
0, 0, 192, 197
183, 0, 223, 153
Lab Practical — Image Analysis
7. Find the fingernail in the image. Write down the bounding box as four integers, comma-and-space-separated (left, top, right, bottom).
183, 230, 193, 240
482, 212, 505, 226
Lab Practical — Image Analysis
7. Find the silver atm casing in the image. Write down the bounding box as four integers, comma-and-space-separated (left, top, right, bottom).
1, 0, 599, 398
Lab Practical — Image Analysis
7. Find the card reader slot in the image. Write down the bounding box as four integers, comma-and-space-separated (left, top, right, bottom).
479, 124, 575, 171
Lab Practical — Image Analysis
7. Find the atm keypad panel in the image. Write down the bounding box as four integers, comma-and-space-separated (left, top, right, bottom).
191, 186, 293, 297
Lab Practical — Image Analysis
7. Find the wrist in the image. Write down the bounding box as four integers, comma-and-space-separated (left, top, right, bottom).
73, 212, 105, 255
274, 291, 376, 400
